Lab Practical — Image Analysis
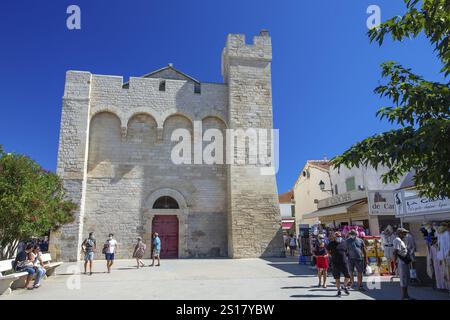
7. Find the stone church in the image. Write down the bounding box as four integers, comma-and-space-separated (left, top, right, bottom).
50, 30, 284, 261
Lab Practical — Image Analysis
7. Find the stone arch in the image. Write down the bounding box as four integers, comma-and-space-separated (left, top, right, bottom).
124, 108, 164, 129
126, 113, 158, 144
162, 112, 194, 129
90, 108, 124, 128
143, 188, 189, 258
88, 111, 122, 174
201, 114, 228, 128
162, 113, 194, 162
202, 116, 227, 165
152, 196, 180, 209
145, 188, 188, 210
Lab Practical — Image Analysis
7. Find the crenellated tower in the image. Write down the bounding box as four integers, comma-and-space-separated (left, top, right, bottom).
222, 30, 284, 258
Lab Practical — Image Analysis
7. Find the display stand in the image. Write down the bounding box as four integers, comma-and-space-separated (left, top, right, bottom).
363, 236, 391, 276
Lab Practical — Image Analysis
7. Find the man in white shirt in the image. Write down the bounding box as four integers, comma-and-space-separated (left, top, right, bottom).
393, 228, 414, 300
104, 233, 118, 273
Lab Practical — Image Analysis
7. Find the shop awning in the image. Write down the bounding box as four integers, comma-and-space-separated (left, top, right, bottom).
303, 200, 365, 220
282, 220, 295, 229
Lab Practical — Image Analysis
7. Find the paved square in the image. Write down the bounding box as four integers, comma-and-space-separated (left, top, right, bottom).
1, 257, 449, 300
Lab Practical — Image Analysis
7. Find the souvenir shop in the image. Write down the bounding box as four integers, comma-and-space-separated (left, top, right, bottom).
395, 189, 450, 291
300, 219, 396, 275
302, 190, 402, 238
299, 189, 405, 275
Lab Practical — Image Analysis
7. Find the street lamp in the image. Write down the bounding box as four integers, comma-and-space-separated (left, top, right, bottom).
319, 180, 333, 194
319, 180, 325, 191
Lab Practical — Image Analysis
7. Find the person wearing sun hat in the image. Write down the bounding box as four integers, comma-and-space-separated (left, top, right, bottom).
393, 227, 415, 300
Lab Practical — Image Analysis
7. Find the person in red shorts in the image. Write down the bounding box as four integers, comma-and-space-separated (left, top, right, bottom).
313, 240, 329, 288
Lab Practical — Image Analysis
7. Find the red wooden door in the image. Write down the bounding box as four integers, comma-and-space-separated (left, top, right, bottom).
152, 215, 179, 258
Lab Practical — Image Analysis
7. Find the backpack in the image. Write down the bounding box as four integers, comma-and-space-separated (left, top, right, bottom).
83, 238, 95, 252
397, 251, 412, 265
102, 240, 110, 254
13, 251, 28, 271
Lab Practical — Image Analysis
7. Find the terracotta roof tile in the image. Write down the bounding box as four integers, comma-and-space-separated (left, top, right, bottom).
278, 190, 294, 203
307, 160, 331, 170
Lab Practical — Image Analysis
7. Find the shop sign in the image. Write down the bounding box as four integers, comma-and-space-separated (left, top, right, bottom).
394, 190, 450, 217
317, 191, 366, 209
368, 190, 396, 215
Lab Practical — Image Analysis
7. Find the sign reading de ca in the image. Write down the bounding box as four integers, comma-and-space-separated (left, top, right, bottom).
368, 190, 396, 215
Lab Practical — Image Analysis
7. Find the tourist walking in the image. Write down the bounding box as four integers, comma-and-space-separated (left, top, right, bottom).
327, 232, 350, 297
345, 230, 368, 291
150, 232, 161, 267
393, 227, 414, 300
103, 233, 118, 273
313, 240, 329, 288
81, 232, 96, 275
133, 237, 147, 268
289, 234, 297, 256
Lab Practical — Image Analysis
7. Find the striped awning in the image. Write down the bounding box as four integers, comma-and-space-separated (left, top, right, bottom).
282, 220, 295, 229
302, 200, 366, 220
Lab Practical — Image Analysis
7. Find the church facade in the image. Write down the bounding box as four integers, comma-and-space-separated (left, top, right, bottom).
50, 30, 284, 261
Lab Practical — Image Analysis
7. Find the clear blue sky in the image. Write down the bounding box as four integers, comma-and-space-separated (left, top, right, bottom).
0, 1, 444, 193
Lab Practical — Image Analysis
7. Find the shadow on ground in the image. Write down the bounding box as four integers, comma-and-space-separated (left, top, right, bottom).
262, 257, 313, 277
263, 256, 450, 300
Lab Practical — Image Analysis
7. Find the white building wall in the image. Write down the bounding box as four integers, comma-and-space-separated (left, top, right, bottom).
330, 165, 405, 194
293, 163, 331, 227
279, 203, 294, 219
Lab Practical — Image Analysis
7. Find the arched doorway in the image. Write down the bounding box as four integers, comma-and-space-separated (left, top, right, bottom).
144, 188, 189, 258
152, 196, 179, 258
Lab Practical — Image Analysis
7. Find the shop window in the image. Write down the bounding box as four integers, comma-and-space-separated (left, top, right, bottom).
346, 177, 356, 192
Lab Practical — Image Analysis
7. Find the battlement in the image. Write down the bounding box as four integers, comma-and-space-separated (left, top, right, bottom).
63, 71, 226, 100
223, 30, 272, 62
221, 30, 272, 83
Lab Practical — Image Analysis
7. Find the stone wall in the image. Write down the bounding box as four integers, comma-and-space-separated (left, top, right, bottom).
81, 79, 228, 259
50, 71, 92, 262
222, 31, 284, 258
52, 31, 283, 261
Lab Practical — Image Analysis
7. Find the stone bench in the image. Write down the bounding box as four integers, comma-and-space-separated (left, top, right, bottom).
41, 253, 63, 277
11, 253, 64, 289
0, 259, 28, 295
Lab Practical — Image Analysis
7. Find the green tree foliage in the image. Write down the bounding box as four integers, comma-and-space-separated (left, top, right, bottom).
332, 0, 450, 198
0, 146, 77, 259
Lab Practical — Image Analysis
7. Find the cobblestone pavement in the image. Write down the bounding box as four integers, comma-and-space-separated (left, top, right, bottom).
1, 257, 449, 300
